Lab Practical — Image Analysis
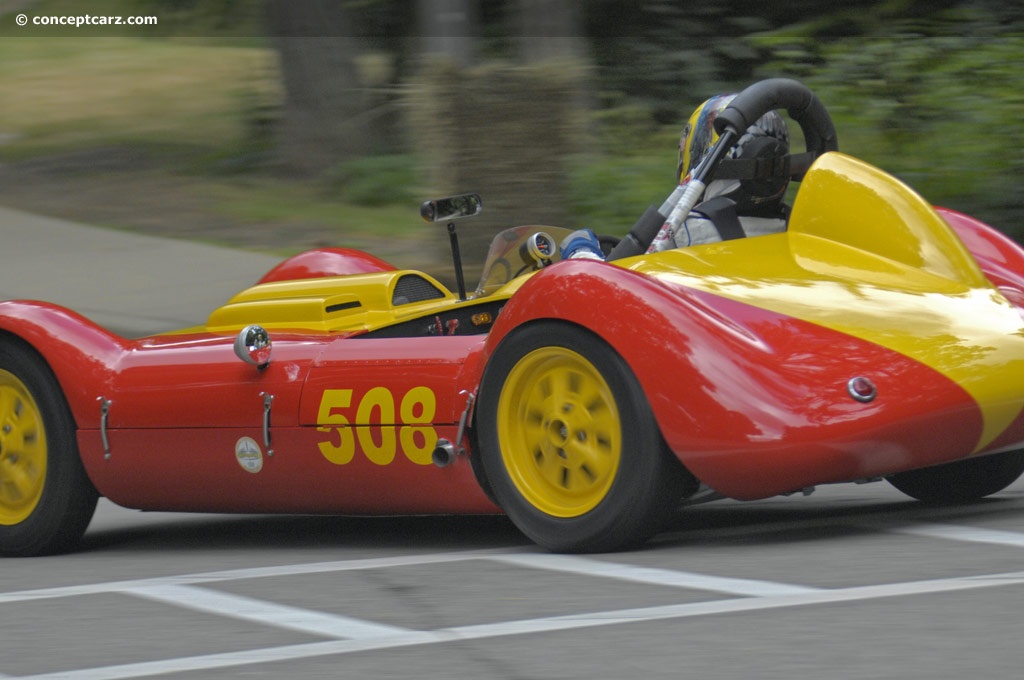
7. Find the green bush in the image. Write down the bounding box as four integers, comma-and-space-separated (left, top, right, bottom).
752, 30, 1024, 237
322, 154, 419, 207
568, 153, 675, 234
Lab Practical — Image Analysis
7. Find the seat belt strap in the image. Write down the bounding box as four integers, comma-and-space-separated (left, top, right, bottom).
693, 196, 745, 241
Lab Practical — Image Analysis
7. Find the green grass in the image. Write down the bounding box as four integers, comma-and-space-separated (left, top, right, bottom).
0, 35, 424, 242
0, 32, 685, 252
201, 178, 422, 238
0, 37, 279, 154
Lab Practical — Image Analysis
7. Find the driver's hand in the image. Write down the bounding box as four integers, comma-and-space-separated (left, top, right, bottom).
560, 229, 605, 261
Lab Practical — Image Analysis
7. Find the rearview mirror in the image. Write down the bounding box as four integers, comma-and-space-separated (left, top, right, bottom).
234, 324, 272, 368
420, 193, 483, 223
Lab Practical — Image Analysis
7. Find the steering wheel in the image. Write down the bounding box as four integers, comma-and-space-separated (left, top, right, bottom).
607, 79, 838, 263
713, 78, 838, 180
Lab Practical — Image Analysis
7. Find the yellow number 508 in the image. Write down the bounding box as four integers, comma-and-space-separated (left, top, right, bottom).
316, 387, 438, 466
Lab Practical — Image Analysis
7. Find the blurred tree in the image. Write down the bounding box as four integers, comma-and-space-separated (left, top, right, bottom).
265, 0, 395, 173
121, 0, 1024, 239
416, 0, 480, 66
515, 0, 585, 63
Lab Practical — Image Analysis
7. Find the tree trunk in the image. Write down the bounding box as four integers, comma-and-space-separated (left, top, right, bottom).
516, 0, 586, 63
416, 0, 479, 67
265, 0, 376, 173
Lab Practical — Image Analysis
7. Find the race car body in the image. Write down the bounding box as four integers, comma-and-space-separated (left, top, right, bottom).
2, 78, 1023, 556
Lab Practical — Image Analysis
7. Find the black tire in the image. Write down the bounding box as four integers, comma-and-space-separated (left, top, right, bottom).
886, 450, 1024, 504
477, 322, 687, 553
0, 337, 98, 556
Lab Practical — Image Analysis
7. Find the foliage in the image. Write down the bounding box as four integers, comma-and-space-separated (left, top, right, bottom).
747, 6, 1024, 236
568, 153, 670, 234
132, 0, 267, 36
4, 0, 1024, 246
322, 154, 419, 207
582, 0, 1024, 236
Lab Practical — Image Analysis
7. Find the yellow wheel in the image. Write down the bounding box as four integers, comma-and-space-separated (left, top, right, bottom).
0, 338, 97, 556
0, 369, 48, 525
497, 346, 621, 517
478, 322, 688, 553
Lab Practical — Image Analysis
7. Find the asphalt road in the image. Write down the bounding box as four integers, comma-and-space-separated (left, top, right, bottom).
0, 205, 280, 336
2, 484, 1024, 679
2, 207, 1024, 679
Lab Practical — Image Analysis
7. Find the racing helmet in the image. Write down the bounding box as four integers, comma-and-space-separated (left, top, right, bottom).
677, 93, 791, 216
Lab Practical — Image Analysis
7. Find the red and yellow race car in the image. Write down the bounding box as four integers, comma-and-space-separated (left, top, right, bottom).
3, 79, 1024, 556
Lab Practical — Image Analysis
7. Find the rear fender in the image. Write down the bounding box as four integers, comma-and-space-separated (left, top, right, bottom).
0, 301, 127, 429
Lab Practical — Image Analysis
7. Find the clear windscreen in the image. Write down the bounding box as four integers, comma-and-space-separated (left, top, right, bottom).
474, 226, 575, 297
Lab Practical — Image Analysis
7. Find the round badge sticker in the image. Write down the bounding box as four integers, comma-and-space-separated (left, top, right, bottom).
235, 436, 263, 473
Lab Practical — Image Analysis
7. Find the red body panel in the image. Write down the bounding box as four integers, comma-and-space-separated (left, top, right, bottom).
107, 333, 320, 428
479, 260, 985, 500
0, 301, 127, 428
0, 303, 496, 514
257, 248, 396, 284
299, 335, 485, 427
939, 207, 1024, 307
4, 205, 1024, 513
77, 332, 496, 513
78, 425, 497, 514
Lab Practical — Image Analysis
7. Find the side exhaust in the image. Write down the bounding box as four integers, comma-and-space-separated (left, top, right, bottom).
432, 438, 457, 467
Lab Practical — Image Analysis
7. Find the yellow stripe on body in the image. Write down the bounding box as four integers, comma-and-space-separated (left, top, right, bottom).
626, 152, 1024, 453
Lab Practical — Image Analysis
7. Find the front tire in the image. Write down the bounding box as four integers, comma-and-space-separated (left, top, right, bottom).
0, 338, 98, 556
887, 449, 1024, 504
477, 322, 687, 552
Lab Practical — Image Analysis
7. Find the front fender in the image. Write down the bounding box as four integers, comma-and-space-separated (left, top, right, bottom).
476, 260, 988, 500
0, 300, 127, 429
477, 259, 747, 468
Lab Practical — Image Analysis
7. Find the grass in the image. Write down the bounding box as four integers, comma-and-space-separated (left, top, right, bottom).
0, 35, 432, 249
0, 37, 279, 155
0, 33, 678, 257
200, 178, 421, 239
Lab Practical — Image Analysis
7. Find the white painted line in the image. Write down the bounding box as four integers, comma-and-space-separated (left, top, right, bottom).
10, 640, 396, 680
872, 522, 1024, 548
6, 517, 1021, 609
0, 549, 514, 604
17, 569, 1024, 680
126, 584, 410, 640
491, 553, 820, 596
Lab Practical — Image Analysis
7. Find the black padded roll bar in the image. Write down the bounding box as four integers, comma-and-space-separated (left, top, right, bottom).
714, 78, 838, 158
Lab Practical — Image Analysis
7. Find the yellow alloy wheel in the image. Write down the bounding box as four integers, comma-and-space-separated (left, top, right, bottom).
496, 346, 622, 517
0, 369, 47, 526
480, 322, 688, 553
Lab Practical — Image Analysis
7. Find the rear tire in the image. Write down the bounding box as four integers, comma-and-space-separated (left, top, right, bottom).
0, 338, 97, 556
887, 450, 1024, 504
478, 322, 687, 553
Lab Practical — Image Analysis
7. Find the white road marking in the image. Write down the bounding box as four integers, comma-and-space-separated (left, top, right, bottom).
126, 584, 409, 640
14, 569, 1024, 680
491, 553, 820, 596
7, 520, 1024, 679
871, 522, 1024, 548
0, 549, 514, 604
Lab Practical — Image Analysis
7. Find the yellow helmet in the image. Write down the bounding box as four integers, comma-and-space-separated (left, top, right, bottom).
678, 93, 791, 215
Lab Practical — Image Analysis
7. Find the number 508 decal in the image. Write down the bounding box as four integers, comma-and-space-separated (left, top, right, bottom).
316, 387, 438, 466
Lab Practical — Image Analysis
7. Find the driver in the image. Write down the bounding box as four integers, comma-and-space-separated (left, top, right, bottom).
560, 93, 793, 261
648, 93, 792, 251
